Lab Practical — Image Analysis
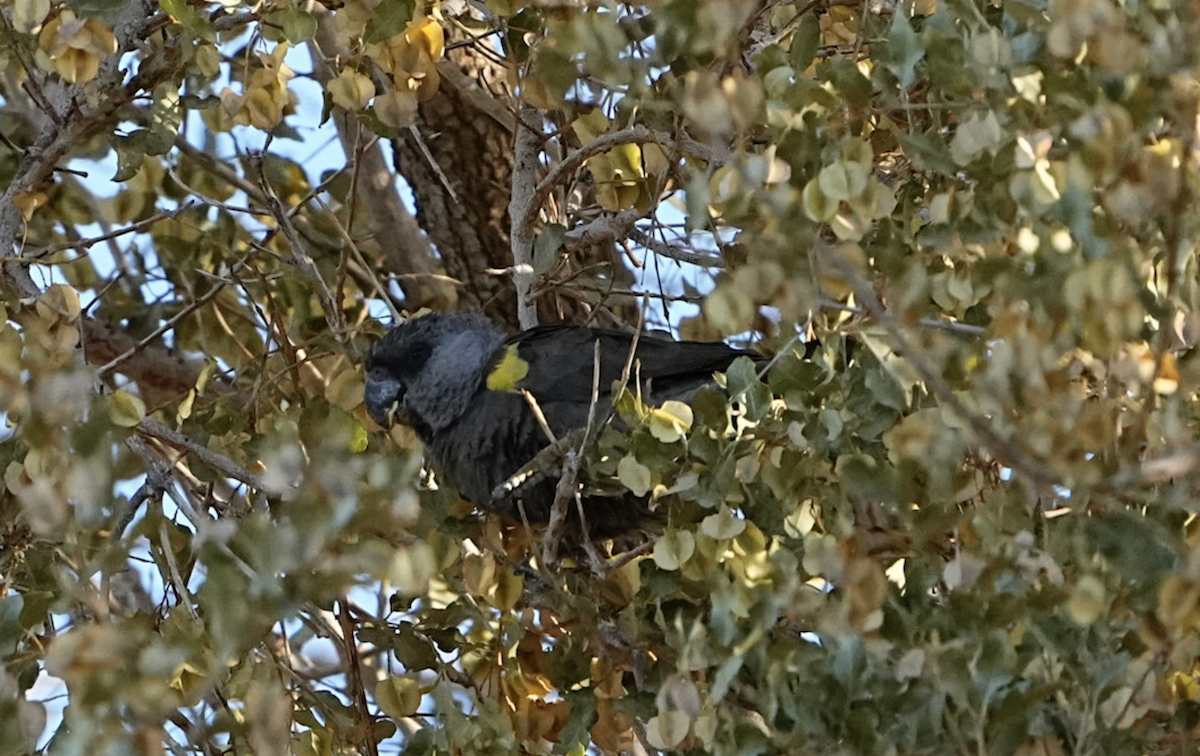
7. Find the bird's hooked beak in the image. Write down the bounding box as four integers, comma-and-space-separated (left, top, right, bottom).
365, 367, 405, 428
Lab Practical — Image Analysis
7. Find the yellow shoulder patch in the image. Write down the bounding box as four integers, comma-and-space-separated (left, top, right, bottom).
486, 345, 529, 391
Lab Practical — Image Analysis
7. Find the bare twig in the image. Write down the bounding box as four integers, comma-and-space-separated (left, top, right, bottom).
606, 540, 654, 572
160, 519, 200, 620
0, 0, 168, 298
563, 208, 645, 250
816, 298, 986, 336
522, 390, 558, 446
22, 202, 197, 258
542, 453, 577, 568
435, 60, 516, 132
615, 295, 650, 403
315, 198, 403, 323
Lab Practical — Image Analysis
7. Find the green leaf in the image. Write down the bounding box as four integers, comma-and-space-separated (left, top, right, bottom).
832, 635, 865, 688
0, 595, 24, 656
645, 710, 690, 750
364, 0, 415, 44
886, 11, 924, 89
560, 691, 598, 751
263, 7, 317, 43
789, 12, 821, 72
701, 506, 746, 540
64, 0, 127, 23
109, 390, 146, 427
533, 223, 566, 275
648, 400, 693, 443
111, 138, 146, 182
726, 356, 771, 421
653, 530, 695, 571
618, 454, 652, 496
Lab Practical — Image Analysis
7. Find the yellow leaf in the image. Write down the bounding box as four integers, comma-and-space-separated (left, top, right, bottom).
13, 191, 49, 221
54, 48, 101, 83
389, 542, 435, 595
35, 285, 81, 322
325, 365, 365, 411
648, 400, 693, 443
412, 65, 440, 102
407, 16, 444, 60
13, 0, 50, 34
195, 44, 220, 78
327, 68, 376, 111
74, 17, 117, 56
1067, 575, 1106, 625
243, 86, 283, 129
703, 283, 755, 335
571, 109, 610, 144
110, 390, 146, 428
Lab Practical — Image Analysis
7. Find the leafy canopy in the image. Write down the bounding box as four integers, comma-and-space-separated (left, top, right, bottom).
2, 0, 1200, 754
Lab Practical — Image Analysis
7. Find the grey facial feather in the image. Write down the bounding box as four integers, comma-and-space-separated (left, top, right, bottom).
402, 314, 504, 431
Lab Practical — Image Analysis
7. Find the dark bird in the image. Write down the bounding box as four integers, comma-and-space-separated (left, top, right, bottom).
364, 311, 759, 536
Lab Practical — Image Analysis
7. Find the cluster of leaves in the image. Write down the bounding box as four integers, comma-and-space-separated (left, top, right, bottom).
4, 0, 1200, 754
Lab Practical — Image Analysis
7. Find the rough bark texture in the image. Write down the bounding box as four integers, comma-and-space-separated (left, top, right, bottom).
393, 43, 632, 331
391, 45, 522, 327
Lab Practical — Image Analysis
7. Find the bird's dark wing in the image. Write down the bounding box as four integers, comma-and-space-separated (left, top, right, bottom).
503, 324, 758, 405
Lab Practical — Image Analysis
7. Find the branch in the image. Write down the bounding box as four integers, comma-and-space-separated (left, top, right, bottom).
563, 208, 644, 250
337, 601, 380, 756
815, 298, 986, 336
509, 107, 542, 329
0, 0, 166, 299
627, 227, 726, 269
435, 59, 516, 132
138, 417, 267, 492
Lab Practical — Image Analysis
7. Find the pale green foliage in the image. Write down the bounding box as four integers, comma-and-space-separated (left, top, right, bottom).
3, 0, 1200, 755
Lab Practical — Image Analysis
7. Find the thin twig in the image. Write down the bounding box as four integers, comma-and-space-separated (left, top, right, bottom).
97, 272, 235, 376
525, 127, 728, 232
406, 125, 461, 205
522, 390, 558, 446
615, 295, 650, 403
606, 540, 654, 572
816, 298, 987, 336
337, 600, 380, 756
250, 153, 347, 347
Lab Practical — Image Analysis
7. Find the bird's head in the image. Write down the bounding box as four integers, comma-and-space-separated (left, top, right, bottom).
365, 311, 505, 434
